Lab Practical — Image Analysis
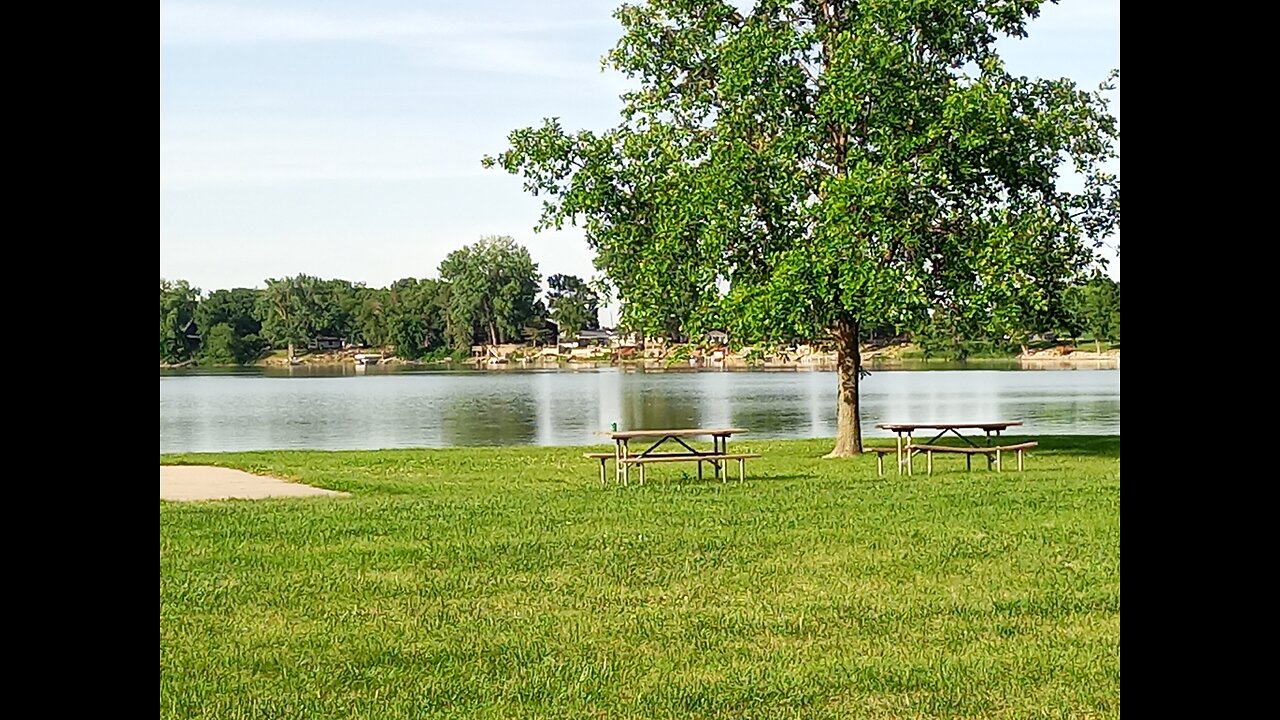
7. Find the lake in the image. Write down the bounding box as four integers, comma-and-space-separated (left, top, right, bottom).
159, 366, 1120, 454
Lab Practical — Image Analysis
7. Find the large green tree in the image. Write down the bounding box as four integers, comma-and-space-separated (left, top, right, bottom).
257, 275, 321, 358
438, 236, 543, 348
546, 273, 602, 339
258, 275, 368, 355
160, 278, 201, 364
1066, 275, 1119, 352
384, 278, 448, 358
312, 278, 363, 343
196, 288, 264, 364
353, 286, 393, 348
198, 323, 257, 365
485, 0, 1120, 455
196, 288, 261, 340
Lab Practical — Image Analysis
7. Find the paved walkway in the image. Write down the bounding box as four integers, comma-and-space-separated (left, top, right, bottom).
160, 466, 348, 501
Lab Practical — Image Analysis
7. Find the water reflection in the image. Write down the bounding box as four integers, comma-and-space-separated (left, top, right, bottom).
618, 383, 704, 431
160, 367, 1119, 453
441, 392, 538, 447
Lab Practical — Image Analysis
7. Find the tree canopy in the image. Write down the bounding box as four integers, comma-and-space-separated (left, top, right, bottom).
438, 236, 544, 348
258, 275, 321, 358
160, 278, 201, 364
484, 0, 1120, 454
1065, 275, 1119, 351
381, 278, 449, 358
195, 288, 264, 364
161, 236, 606, 364
547, 273, 602, 339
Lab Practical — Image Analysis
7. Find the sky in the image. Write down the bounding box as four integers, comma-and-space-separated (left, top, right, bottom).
160, 0, 1120, 323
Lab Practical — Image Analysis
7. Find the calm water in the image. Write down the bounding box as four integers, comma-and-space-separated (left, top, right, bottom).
159, 366, 1119, 453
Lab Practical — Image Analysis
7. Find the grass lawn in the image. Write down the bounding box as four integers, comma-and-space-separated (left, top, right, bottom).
160, 436, 1120, 719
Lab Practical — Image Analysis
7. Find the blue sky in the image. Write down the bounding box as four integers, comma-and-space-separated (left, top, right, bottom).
160, 0, 1120, 322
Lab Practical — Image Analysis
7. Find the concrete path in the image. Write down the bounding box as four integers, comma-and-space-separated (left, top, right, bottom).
160, 466, 348, 501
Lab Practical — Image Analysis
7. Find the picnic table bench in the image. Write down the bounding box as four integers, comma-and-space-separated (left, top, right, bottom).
873, 422, 1036, 475
584, 428, 759, 485
910, 441, 1038, 474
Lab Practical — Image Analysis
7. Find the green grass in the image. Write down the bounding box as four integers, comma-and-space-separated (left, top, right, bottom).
160, 437, 1120, 719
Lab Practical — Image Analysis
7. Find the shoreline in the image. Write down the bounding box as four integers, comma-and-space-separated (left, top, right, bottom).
160, 434, 1121, 459
162, 353, 1121, 368
162, 340, 1121, 368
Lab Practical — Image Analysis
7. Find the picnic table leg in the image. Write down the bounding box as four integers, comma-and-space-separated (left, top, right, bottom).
926, 449, 933, 475
995, 448, 1002, 472
876, 452, 883, 476
895, 434, 903, 475
599, 457, 606, 486
907, 434, 914, 475
738, 457, 745, 482
1017, 448, 1024, 471
697, 460, 703, 482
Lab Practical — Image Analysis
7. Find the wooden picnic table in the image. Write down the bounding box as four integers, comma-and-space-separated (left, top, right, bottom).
875, 421, 1023, 475
587, 427, 754, 485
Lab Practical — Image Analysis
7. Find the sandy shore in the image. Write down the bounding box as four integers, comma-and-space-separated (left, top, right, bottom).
1018, 348, 1119, 369
169, 345, 1119, 371
160, 466, 348, 501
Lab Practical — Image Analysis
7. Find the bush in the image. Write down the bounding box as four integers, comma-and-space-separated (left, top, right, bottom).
199, 324, 264, 365
664, 344, 692, 366
420, 347, 469, 363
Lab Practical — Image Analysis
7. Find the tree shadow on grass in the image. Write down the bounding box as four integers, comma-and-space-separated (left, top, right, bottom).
732, 473, 811, 482
1015, 435, 1120, 459
633, 472, 814, 487
858, 435, 1118, 460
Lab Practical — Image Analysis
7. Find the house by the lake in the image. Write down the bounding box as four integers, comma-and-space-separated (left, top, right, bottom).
307, 336, 345, 351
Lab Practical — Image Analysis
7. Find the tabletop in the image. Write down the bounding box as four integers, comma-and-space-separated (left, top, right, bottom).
875, 422, 1022, 432
607, 427, 747, 440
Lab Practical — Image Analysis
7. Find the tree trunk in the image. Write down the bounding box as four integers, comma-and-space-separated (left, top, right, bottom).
825, 317, 864, 457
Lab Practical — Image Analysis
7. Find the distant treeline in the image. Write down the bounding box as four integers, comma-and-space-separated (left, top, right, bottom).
161, 235, 601, 365
161, 235, 1118, 365
913, 275, 1119, 359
